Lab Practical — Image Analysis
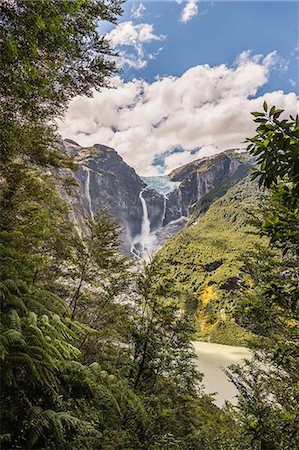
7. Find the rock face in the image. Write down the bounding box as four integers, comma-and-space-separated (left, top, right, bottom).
164, 151, 252, 223
59, 140, 166, 255
58, 141, 252, 257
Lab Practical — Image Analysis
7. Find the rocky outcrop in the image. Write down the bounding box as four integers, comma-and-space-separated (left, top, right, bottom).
57, 141, 252, 257
164, 151, 252, 223
58, 140, 166, 254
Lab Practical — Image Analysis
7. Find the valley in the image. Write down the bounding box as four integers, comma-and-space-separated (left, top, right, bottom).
2, 2, 297, 448
59, 140, 259, 346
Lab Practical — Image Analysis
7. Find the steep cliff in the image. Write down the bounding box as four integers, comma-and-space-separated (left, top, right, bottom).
164, 151, 252, 223
57, 140, 262, 344
58, 140, 166, 255
58, 141, 254, 260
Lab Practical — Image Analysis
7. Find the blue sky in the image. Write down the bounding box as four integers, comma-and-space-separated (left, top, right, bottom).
60, 1, 298, 175
109, 0, 298, 94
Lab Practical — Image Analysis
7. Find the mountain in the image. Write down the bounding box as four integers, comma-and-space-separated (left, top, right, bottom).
58, 140, 166, 255
57, 141, 254, 263
157, 177, 263, 345
164, 150, 252, 223
56, 140, 261, 344
154, 150, 253, 249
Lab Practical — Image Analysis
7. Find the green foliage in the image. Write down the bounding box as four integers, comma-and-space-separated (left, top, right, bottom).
206, 319, 253, 347
247, 107, 299, 251
226, 107, 299, 449
1, 0, 123, 120
227, 356, 299, 450
1, 0, 270, 446
248, 106, 299, 196
236, 246, 298, 339
158, 177, 263, 345
129, 258, 201, 394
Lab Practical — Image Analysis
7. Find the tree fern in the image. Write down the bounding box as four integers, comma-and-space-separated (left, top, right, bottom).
26, 407, 86, 448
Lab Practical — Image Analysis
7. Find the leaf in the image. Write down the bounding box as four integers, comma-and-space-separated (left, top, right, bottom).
251, 112, 264, 117
263, 100, 268, 112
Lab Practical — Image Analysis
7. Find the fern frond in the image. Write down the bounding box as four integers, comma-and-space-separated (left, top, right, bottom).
27, 407, 85, 447
52, 339, 80, 360
0, 329, 25, 347
2, 280, 21, 296
27, 311, 37, 325
0, 281, 10, 301
27, 406, 43, 419
0, 342, 6, 360
6, 295, 27, 314
7, 309, 21, 330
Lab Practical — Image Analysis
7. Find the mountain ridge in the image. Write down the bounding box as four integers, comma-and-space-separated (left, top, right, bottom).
58, 140, 253, 258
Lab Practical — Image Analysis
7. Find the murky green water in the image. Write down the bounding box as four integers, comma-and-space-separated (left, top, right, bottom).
193, 341, 252, 407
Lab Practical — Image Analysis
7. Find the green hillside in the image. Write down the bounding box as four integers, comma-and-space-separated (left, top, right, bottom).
157, 176, 265, 346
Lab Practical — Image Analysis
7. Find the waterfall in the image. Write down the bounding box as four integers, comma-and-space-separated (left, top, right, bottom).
139, 189, 152, 256
85, 169, 94, 221
161, 195, 167, 226
130, 234, 142, 259
178, 189, 183, 216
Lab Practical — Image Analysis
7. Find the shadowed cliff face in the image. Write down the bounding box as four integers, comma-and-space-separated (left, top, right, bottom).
164, 152, 252, 223
59, 140, 166, 255
59, 140, 252, 257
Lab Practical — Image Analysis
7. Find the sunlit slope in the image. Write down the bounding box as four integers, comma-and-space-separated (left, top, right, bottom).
157, 177, 263, 345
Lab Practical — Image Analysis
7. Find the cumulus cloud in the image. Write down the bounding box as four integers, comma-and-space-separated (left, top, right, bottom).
106, 21, 164, 69
131, 2, 146, 19
58, 51, 298, 176
180, 0, 198, 23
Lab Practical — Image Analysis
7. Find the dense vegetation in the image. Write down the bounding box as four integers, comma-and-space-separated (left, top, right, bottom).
227, 104, 299, 450
158, 103, 299, 448
1, 1, 298, 449
157, 176, 263, 345
0, 1, 238, 448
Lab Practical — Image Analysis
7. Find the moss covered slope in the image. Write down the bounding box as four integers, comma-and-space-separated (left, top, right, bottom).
157, 177, 263, 346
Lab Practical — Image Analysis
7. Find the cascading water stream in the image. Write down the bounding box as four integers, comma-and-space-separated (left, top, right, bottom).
85, 169, 94, 221
161, 195, 167, 227
139, 189, 152, 256
178, 189, 183, 216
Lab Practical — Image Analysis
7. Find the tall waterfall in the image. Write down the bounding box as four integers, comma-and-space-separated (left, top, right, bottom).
85, 170, 94, 220
139, 189, 152, 257
178, 189, 183, 216
161, 195, 167, 226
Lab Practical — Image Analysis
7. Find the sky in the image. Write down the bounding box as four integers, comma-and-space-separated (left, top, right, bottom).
59, 1, 299, 176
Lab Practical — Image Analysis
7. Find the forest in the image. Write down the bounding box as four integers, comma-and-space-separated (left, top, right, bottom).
0, 1, 298, 449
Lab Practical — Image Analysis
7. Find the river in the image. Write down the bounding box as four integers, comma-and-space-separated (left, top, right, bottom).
193, 341, 252, 407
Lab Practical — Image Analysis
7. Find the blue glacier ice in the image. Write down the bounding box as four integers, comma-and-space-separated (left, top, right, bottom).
142, 176, 180, 196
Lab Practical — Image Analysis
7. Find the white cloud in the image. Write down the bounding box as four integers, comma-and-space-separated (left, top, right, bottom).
289, 78, 297, 88
131, 2, 146, 19
291, 43, 299, 60
58, 51, 298, 176
180, 0, 198, 23
106, 21, 164, 69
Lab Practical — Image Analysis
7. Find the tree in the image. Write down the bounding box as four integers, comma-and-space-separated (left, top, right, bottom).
0, 0, 124, 245
0, 2, 128, 447
227, 106, 299, 450
247, 103, 299, 251
1, 0, 122, 120
127, 258, 218, 449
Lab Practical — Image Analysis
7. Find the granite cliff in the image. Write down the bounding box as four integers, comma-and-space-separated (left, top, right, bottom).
58, 140, 253, 257
164, 151, 252, 223
58, 140, 165, 256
